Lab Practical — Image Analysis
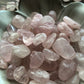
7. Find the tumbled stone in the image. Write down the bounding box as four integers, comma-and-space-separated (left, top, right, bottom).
30, 51, 44, 69
0, 56, 7, 69
31, 13, 43, 28
57, 22, 74, 36
12, 15, 25, 29
33, 33, 47, 46
43, 49, 60, 61
13, 44, 30, 58
58, 60, 77, 81
59, 33, 70, 42
6, 64, 17, 80
42, 33, 56, 48
70, 30, 81, 42
52, 38, 75, 60
63, 16, 81, 29
79, 70, 84, 81
49, 10, 56, 20
65, 74, 80, 84
46, 80, 57, 84
29, 80, 40, 84
80, 29, 84, 36
13, 66, 29, 84
28, 69, 50, 83
78, 36, 84, 53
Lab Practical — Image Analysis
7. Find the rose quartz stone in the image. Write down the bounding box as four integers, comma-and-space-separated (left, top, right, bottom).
29, 80, 40, 84
43, 49, 60, 61
13, 66, 29, 84
30, 51, 44, 69
52, 38, 75, 60
12, 15, 25, 29
70, 30, 81, 42
28, 69, 50, 83
42, 33, 57, 49
58, 60, 77, 81
63, 16, 81, 29
31, 13, 43, 28
13, 44, 30, 58
57, 22, 74, 36
6, 64, 17, 80
49, 10, 56, 21
59, 33, 70, 42
80, 29, 84, 36
0, 56, 7, 69
33, 33, 47, 46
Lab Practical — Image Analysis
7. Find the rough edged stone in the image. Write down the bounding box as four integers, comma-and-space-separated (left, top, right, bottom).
52, 38, 75, 60
30, 51, 44, 69
58, 60, 77, 81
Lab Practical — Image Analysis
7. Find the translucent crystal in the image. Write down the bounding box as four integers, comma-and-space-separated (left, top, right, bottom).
33, 33, 47, 46
12, 15, 25, 29
29, 80, 40, 84
43, 49, 60, 61
42, 33, 57, 49
13, 66, 29, 84
30, 51, 44, 69
28, 69, 50, 83
52, 38, 75, 60
58, 60, 77, 81
13, 44, 30, 58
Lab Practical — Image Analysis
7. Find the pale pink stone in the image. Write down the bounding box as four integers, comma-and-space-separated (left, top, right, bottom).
70, 30, 81, 42
65, 74, 80, 84
0, 44, 13, 63
46, 80, 57, 84
58, 60, 77, 81
49, 10, 56, 20
22, 17, 32, 30
31, 13, 43, 28
79, 70, 84, 81
43, 49, 60, 61
17, 29, 34, 46
6, 64, 17, 80
29, 80, 40, 84
59, 33, 70, 42
42, 33, 57, 49
63, 16, 81, 29
80, 29, 84, 36
0, 56, 8, 69
33, 33, 47, 46
30, 51, 44, 69
57, 22, 74, 36
13, 44, 30, 58
28, 69, 50, 83
13, 66, 29, 84
52, 38, 75, 60
12, 15, 25, 28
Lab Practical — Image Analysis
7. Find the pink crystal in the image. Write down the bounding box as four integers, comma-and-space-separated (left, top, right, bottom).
33, 33, 47, 46
30, 51, 44, 69
28, 69, 50, 83
13, 66, 29, 84
43, 48, 60, 61
57, 22, 74, 36
63, 16, 81, 29
52, 38, 76, 60
12, 15, 25, 29
58, 60, 77, 81
42, 33, 57, 49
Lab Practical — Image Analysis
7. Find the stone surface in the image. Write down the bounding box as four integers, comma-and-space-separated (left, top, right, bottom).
57, 22, 74, 36
13, 44, 30, 58
79, 70, 84, 81
80, 29, 84, 36
13, 66, 29, 84
29, 80, 40, 84
70, 30, 81, 42
33, 33, 47, 46
12, 15, 25, 29
28, 69, 50, 83
0, 56, 8, 69
63, 16, 81, 29
58, 60, 77, 81
42, 33, 56, 49
46, 80, 57, 84
52, 38, 75, 60
30, 51, 44, 69
43, 48, 60, 61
